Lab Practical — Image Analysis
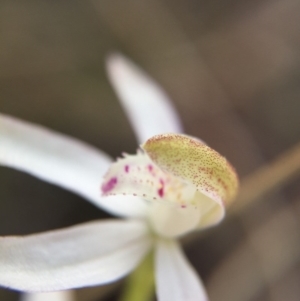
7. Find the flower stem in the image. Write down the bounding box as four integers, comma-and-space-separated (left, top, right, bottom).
119, 251, 155, 301
232, 142, 300, 214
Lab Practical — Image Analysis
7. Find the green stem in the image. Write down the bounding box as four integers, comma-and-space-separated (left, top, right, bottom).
119, 251, 155, 301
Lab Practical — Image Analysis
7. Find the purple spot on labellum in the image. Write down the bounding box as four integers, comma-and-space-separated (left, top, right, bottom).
158, 187, 164, 198
125, 165, 129, 173
148, 165, 153, 172
101, 177, 118, 194
157, 178, 165, 198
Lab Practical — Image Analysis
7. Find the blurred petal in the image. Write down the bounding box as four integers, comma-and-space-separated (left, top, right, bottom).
106, 53, 183, 143
155, 239, 208, 301
0, 219, 152, 291
0, 114, 145, 217
20, 291, 74, 301
0, 113, 110, 205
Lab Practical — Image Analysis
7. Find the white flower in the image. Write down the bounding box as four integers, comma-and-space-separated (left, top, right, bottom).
0, 54, 238, 301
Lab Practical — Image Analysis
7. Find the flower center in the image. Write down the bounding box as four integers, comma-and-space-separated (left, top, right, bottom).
101, 152, 205, 237
101, 133, 239, 238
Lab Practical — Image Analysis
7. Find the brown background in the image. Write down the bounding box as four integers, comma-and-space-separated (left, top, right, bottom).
1, 1, 300, 300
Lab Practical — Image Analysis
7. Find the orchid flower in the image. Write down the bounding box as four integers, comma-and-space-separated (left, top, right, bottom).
0, 54, 238, 301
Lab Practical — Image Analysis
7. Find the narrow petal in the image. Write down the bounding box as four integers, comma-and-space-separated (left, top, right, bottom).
106, 53, 183, 143
0, 219, 152, 291
0, 114, 145, 217
0, 113, 110, 205
155, 239, 208, 301
20, 291, 74, 301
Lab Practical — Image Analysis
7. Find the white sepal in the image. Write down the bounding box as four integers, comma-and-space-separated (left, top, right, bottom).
155, 238, 208, 301
0, 114, 146, 217
0, 220, 152, 291
106, 53, 183, 143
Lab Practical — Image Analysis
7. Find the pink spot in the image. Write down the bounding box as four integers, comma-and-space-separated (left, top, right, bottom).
148, 165, 153, 172
101, 177, 118, 194
181, 205, 187, 208
124, 165, 130, 173
157, 178, 165, 198
158, 187, 164, 198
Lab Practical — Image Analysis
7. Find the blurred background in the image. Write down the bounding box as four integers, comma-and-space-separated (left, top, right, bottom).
0, 0, 300, 300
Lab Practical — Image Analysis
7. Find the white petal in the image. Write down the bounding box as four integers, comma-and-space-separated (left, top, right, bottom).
106, 53, 183, 143
0, 114, 145, 217
196, 192, 225, 229
155, 239, 208, 301
101, 152, 193, 207
104, 195, 149, 218
20, 291, 74, 301
149, 202, 201, 238
0, 219, 152, 291
101, 151, 168, 201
